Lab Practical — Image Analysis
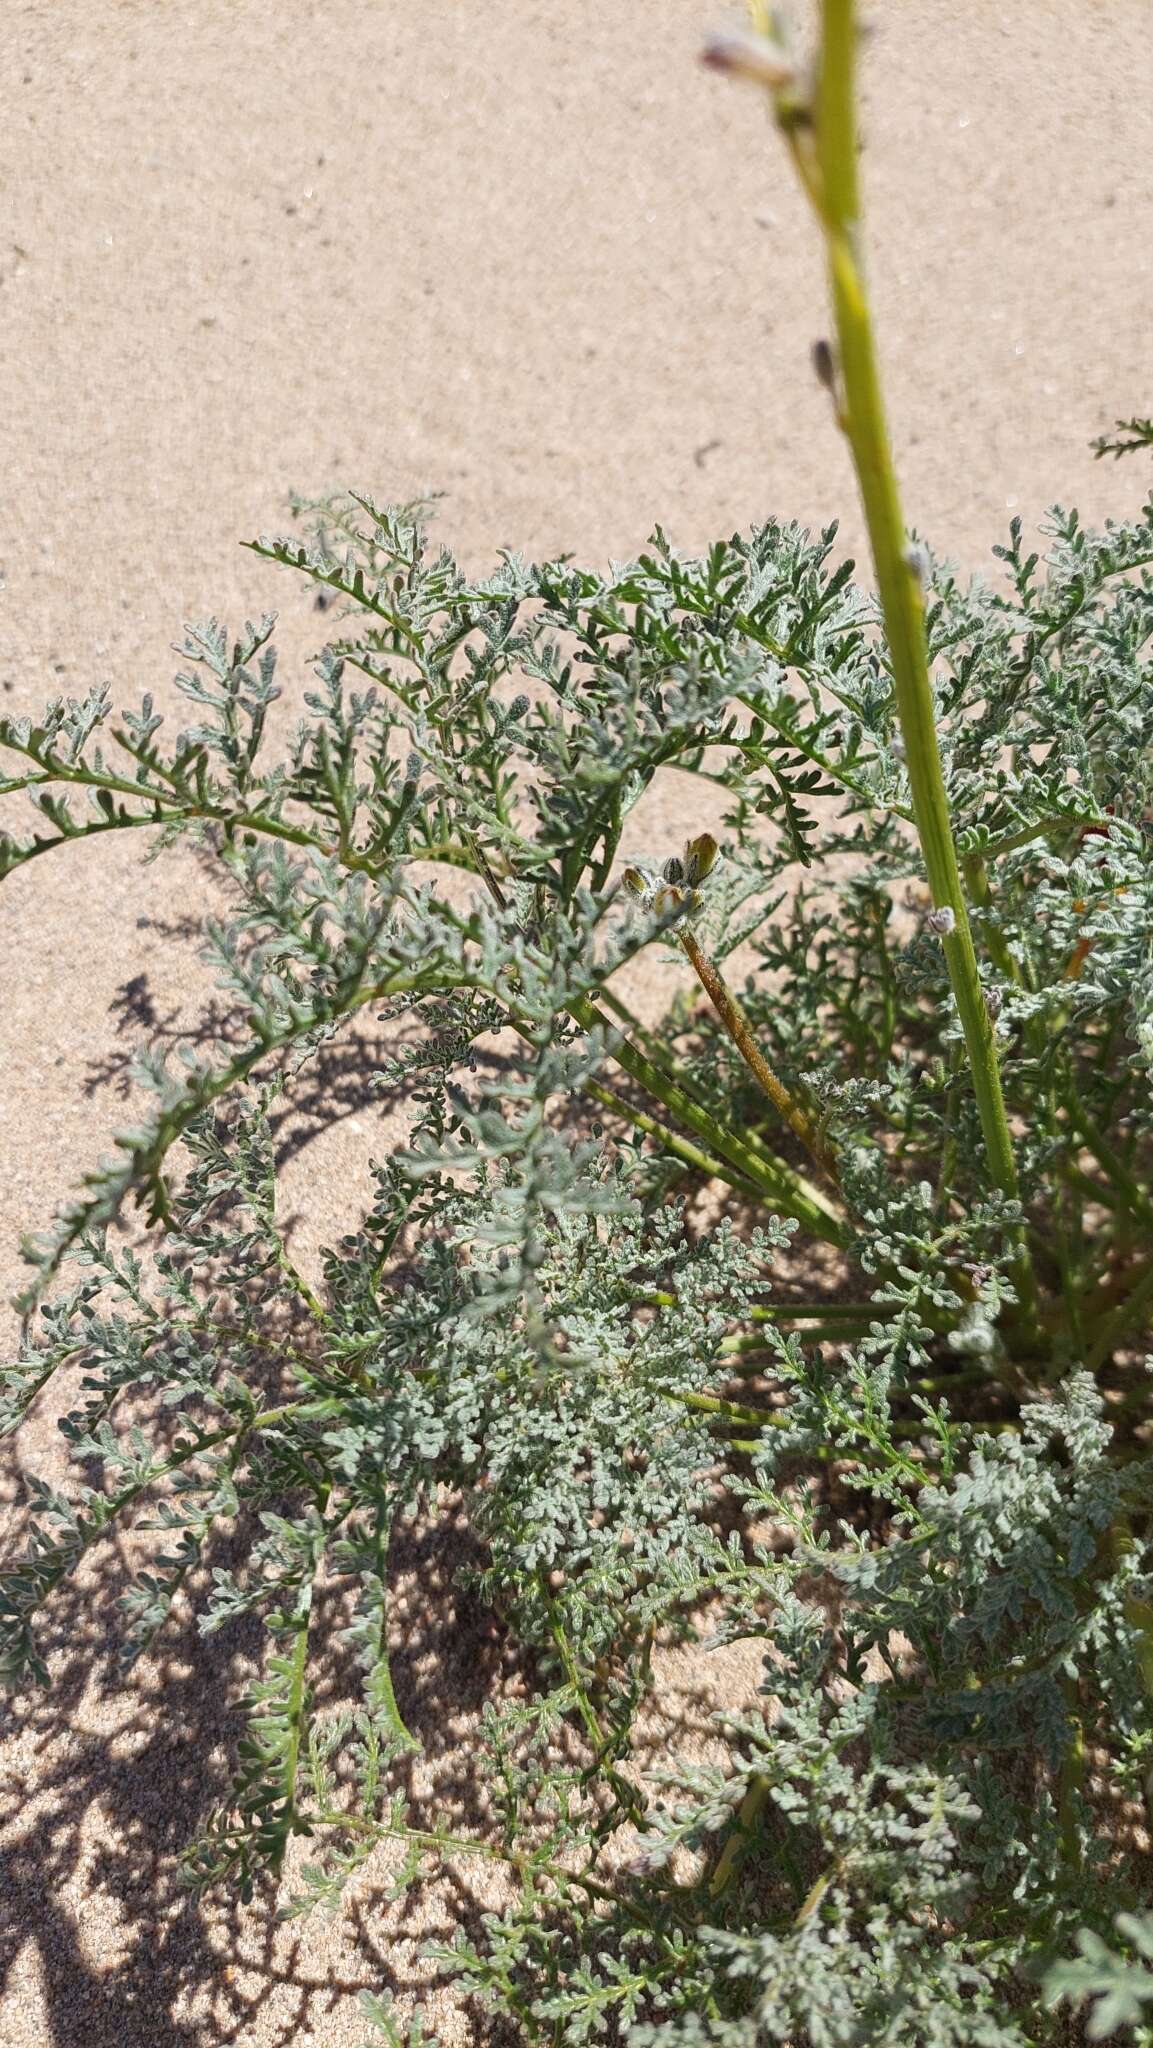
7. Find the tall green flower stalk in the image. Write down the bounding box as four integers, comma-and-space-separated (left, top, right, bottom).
716, 0, 1038, 1325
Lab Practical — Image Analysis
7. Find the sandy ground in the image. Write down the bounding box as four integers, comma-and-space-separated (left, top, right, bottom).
1, 2, 1151, 2042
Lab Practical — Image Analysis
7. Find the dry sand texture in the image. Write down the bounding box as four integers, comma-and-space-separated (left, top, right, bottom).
2, 2, 1152, 2042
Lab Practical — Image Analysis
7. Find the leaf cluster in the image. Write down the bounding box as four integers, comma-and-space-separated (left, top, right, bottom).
3, 486, 1153, 2042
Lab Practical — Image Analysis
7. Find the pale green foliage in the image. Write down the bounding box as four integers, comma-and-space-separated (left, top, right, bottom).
3, 478, 1153, 2043
1045, 1913, 1153, 2042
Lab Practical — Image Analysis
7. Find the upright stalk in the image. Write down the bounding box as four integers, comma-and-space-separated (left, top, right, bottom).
746, 0, 1037, 1322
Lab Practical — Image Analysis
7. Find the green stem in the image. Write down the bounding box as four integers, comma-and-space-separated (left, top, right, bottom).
719, 1322, 872, 1354
1058, 1678, 1084, 1872
585, 1079, 765, 1198
799, 0, 1037, 1325
301, 1810, 625, 1910
709, 1772, 772, 1898
541, 1579, 646, 1824
795, 1859, 842, 1927
1068, 1097, 1153, 1231
963, 854, 1026, 992
275, 1575, 316, 1867
364, 1505, 420, 1753
747, 1300, 878, 1322
1087, 1252, 1153, 1371
1109, 1521, 1153, 1703
598, 986, 715, 1106
599, 983, 808, 1178
667, 1384, 1009, 1442
669, 1389, 786, 1430
571, 994, 847, 1243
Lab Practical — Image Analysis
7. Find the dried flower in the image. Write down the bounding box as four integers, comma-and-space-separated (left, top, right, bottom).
700, 27, 796, 90
812, 338, 837, 394
904, 541, 931, 590
652, 881, 686, 918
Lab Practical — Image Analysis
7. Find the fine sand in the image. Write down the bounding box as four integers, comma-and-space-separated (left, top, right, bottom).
2, 4, 1151, 2042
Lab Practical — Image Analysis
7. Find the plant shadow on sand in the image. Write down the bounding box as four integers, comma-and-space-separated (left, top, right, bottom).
0, 1451, 746, 2047
0, 1485, 532, 2046
2, 905, 928, 2044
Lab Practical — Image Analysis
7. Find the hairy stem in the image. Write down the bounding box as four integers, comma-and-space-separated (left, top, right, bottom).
709, 1772, 772, 1899
679, 929, 839, 1181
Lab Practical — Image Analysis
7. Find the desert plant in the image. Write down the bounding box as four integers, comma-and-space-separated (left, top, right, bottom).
3, 3, 1153, 2042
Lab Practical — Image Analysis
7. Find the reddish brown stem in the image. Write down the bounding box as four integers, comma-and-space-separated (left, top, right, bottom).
679, 929, 839, 1182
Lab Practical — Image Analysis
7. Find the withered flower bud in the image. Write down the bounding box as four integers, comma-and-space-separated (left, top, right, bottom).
700, 27, 796, 90
812, 338, 837, 394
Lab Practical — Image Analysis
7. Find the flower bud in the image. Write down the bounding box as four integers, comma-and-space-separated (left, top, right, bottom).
683, 833, 718, 885
925, 905, 956, 937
